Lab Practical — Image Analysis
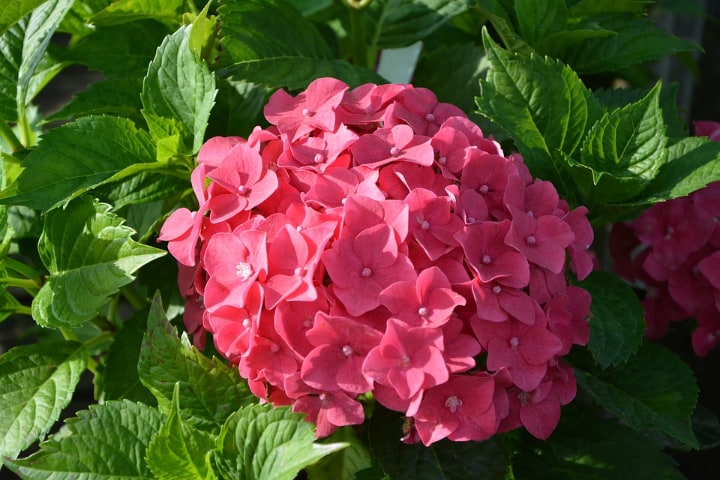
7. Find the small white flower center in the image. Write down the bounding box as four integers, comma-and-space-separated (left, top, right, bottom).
445, 395, 463, 413
438, 156, 447, 165
235, 262, 253, 280
313, 153, 324, 164
466, 216, 476, 224
425, 113, 435, 122
342, 345, 353, 357
361, 267, 373, 277
482, 254, 492, 265
492, 285, 502, 295
526, 235, 537, 245
302, 108, 313, 117
389, 146, 400, 156
421, 220, 431, 230
509, 336, 519, 351
237, 185, 250, 196
479, 184, 489, 194
418, 306, 430, 317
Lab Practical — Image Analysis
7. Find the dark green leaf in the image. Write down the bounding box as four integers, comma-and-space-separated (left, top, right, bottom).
215, 404, 347, 480
568, 0, 652, 15
146, 384, 217, 480
414, 43, 489, 113
62, 21, 172, 78
206, 79, 267, 139
368, 0, 468, 49
5, 400, 164, 479
0, 20, 23, 121
0, 115, 156, 211
514, 0, 566, 46
578, 270, 645, 368
44, 77, 145, 124
91, 0, 185, 26
369, 405, 510, 480
306, 427, 372, 480
512, 405, 685, 480
218, 0, 381, 89
142, 24, 216, 154
138, 294, 255, 433
574, 341, 699, 448
563, 14, 699, 74
32, 196, 165, 328
99, 309, 156, 405
0, 341, 87, 463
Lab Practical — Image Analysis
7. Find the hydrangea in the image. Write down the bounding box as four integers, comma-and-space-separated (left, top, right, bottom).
159, 77, 594, 444
610, 121, 720, 357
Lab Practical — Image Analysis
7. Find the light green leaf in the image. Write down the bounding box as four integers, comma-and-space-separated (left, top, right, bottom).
215, 404, 347, 480
32, 196, 165, 328
142, 24, 216, 154
572, 83, 667, 204
91, 0, 186, 26
0, 115, 156, 211
0, 341, 88, 464
0, 0, 47, 36
218, 0, 381, 89
574, 342, 699, 449
146, 384, 217, 480
563, 14, 699, 74
635, 136, 720, 204
5, 400, 164, 479
368, 405, 510, 480
138, 294, 255, 433
514, 0, 566, 46
512, 405, 685, 480
368, 0, 468, 49
578, 270, 645, 368
476, 29, 600, 197
0, 22, 23, 120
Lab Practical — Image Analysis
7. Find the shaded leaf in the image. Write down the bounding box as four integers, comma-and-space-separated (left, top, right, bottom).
0, 0, 46, 36
91, 0, 186, 26
306, 427, 372, 480
45, 77, 145, 124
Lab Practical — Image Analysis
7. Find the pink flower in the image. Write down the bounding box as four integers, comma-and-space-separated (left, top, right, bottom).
350, 124, 434, 169
292, 390, 365, 437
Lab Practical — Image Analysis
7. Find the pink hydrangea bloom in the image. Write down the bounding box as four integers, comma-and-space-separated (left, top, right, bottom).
160, 78, 593, 444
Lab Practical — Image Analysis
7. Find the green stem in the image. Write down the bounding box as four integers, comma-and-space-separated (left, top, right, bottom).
16, 104, 34, 148
3, 257, 43, 284
0, 120, 22, 152
3, 277, 39, 291
14, 304, 31, 316
59, 327, 79, 342
343, 0, 373, 68
82, 330, 114, 352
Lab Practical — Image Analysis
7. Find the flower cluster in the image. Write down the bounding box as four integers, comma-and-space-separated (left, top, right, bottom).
610, 121, 720, 357
159, 77, 593, 445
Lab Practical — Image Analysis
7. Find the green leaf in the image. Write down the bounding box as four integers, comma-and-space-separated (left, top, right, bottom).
215, 403, 347, 480
5, 400, 164, 479
146, 384, 218, 480
634, 136, 720, 204
44, 77, 145, 124
413, 43, 490, 113
368, 405, 510, 480
368, 0, 468, 49
16, 0, 74, 109
512, 405, 685, 480
563, 14, 699, 74
0, 22, 23, 121
574, 341, 699, 449
0, 115, 156, 211
0, 0, 47, 36
32, 196, 165, 328
138, 294, 254, 433
0, 341, 88, 463
99, 309, 156, 405
568, 0, 652, 15
571, 83, 667, 205
142, 24, 217, 154
514, 0, 566, 46
91, 0, 186, 26
306, 427, 372, 480
62, 21, 172, 78
476, 29, 600, 197
218, 0, 381, 89
207, 79, 267, 139
578, 270, 645, 368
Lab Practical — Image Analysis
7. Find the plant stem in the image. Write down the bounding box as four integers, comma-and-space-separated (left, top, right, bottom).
2, 276, 39, 291
59, 327, 79, 342
0, 120, 23, 152
344, 0, 373, 68
121, 285, 147, 310
14, 304, 32, 316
